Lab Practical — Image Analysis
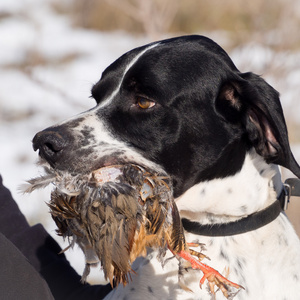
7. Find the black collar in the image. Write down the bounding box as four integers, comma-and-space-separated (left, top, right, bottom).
181, 188, 287, 237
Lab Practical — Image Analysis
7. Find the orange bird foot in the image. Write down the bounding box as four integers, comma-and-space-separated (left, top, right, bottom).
176, 250, 244, 298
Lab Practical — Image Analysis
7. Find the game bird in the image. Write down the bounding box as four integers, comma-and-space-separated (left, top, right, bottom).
25, 163, 243, 298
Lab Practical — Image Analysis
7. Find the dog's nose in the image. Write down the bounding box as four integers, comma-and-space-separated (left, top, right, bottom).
32, 129, 67, 166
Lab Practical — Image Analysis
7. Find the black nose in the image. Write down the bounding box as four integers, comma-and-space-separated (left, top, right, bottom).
32, 129, 67, 166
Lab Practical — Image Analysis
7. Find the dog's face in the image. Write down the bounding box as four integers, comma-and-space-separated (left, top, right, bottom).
32, 35, 300, 198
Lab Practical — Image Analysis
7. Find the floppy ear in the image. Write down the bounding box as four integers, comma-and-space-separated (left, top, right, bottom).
216, 72, 300, 178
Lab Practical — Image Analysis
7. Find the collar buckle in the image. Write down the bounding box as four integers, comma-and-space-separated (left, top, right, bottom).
283, 183, 291, 210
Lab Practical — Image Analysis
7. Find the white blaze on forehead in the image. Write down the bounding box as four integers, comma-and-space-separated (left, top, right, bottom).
56, 42, 160, 128
58, 41, 160, 127
97, 42, 160, 109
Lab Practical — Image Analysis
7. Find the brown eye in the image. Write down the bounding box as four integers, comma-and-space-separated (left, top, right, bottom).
137, 98, 155, 109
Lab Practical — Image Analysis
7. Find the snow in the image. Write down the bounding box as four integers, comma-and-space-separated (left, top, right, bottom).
1, 0, 299, 285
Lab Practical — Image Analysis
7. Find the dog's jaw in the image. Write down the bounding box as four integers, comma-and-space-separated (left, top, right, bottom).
176, 149, 282, 224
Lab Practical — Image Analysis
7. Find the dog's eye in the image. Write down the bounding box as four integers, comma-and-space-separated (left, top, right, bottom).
137, 98, 155, 109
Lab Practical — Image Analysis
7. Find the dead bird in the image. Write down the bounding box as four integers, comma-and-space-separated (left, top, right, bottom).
24, 164, 243, 298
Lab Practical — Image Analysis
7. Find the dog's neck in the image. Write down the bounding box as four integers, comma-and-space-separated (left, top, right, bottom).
176, 149, 283, 224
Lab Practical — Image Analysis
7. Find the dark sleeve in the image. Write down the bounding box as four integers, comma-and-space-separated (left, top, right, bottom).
0, 175, 112, 300
0, 232, 54, 300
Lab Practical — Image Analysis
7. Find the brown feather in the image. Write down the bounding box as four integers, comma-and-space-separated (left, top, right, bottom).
34, 165, 185, 285
25, 163, 243, 297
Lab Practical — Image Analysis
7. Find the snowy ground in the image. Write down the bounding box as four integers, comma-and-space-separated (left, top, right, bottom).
1, 0, 300, 284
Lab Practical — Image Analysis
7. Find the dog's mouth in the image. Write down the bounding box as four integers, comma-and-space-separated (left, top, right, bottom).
23, 159, 172, 198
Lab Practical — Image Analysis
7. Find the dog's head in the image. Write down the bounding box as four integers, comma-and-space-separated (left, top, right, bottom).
32, 35, 300, 198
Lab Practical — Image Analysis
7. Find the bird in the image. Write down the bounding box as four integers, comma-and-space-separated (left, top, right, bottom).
25, 164, 243, 298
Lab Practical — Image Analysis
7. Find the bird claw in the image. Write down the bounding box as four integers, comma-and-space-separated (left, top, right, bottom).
176, 250, 244, 299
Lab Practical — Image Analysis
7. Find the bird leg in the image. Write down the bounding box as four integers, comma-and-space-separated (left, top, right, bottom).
173, 248, 244, 298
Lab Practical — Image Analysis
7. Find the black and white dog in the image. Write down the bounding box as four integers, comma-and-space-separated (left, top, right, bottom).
33, 35, 300, 299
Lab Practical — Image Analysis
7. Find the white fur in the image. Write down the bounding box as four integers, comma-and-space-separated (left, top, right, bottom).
176, 150, 278, 222
104, 150, 300, 299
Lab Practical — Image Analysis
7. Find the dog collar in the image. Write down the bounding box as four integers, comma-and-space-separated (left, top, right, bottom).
182, 182, 293, 237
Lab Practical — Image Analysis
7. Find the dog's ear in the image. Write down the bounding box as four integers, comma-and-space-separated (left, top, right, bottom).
216, 72, 300, 178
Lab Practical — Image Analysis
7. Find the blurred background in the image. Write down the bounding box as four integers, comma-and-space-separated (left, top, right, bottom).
1, 0, 300, 284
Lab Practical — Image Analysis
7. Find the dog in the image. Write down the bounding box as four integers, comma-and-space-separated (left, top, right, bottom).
32, 35, 300, 299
